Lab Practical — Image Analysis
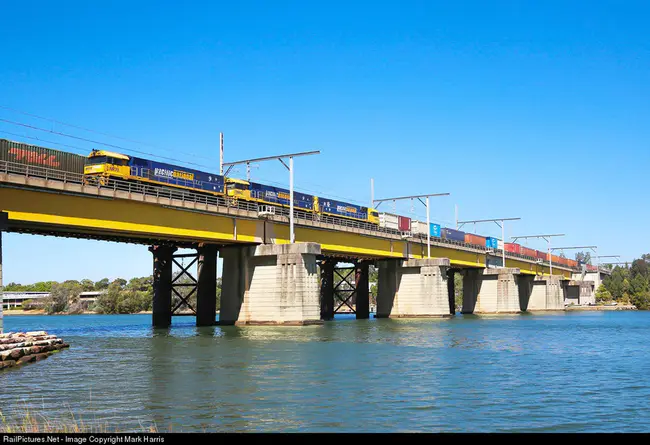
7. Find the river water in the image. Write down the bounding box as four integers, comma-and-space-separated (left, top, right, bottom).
2, 312, 650, 432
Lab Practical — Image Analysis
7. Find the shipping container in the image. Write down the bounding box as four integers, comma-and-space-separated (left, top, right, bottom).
504, 243, 521, 254
0, 138, 86, 177
129, 157, 225, 194
318, 198, 369, 221
398, 215, 411, 232
497, 239, 504, 250
465, 233, 487, 247
567, 259, 579, 268
430, 223, 441, 238
535, 250, 548, 261
442, 227, 466, 242
486, 237, 499, 249
520, 247, 537, 258
379, 212, 399, 230
411, 220, 429, 235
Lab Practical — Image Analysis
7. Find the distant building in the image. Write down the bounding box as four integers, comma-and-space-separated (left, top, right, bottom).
1, 291, 50, 309
79, 291, 105, 304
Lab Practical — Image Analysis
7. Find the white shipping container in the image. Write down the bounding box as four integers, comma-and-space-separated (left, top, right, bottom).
497, 240, 504, 250
411, 220, 429, 235
379, 212, 399, 230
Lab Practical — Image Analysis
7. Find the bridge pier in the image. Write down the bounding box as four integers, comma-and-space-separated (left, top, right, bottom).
524, 276, 565, 311
196, 244, 218, 326
355, 261, 370, 319
565, 280, 595, 306
150, 245, 177, 328
319, 259, 335, 320
462, 268, 522, 314
220, 243, 322, 326
376, 258, 451, 318
0, 230, 4, 334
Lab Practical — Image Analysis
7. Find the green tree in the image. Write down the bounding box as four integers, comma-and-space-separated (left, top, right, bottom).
80, 279, 95, 292
94, 278, 110, 290
44, 281, 83, 314
454, 272, 463, 311
595, 285, 612, 304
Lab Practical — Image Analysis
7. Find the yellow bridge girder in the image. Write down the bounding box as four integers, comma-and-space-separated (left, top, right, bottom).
0, 186, 572, 278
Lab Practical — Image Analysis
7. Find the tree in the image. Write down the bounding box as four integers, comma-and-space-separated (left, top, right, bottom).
595, 285, 612, 304
80, 279, 95, 292
112, 278, 128, 288
454, 272, 463, 311
575, 251, 592, 265
94, 278, 110, 290
44, 281, 83, 314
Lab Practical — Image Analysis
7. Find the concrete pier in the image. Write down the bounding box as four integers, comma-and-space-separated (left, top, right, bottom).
376, 258, 451, 318
0, 231, 4, 334
150, 245, 177, 328
220, 243, 322, 326
463, 268, 521, 314
565, 280, 595, 306
196, 244, 218, 326
525, 276, 565, 311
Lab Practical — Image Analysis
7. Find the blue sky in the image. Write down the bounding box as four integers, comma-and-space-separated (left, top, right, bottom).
1, 1, 649, 283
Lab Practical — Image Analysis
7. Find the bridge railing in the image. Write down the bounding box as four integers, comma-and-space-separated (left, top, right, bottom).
0, 159, 581, 270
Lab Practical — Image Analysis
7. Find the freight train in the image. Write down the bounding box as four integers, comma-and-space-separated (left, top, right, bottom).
0, 138, 580, 269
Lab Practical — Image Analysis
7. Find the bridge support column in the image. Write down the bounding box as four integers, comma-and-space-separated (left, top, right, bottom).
0, 231, 4, 334
564, 280, 595, 306
220, 243, 322, 326
150, 245, 177, 328
196, 244, 218, 326
355, 261, 370, 319
526, 276, 565, 311
376, 258, 451, 318
320, 259, 335, 320
463, 268, 521, 314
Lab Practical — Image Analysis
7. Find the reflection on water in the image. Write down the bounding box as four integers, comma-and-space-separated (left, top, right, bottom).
3, 312, 650, 432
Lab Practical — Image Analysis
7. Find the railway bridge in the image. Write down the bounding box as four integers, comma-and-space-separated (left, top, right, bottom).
0, 160, 608, 330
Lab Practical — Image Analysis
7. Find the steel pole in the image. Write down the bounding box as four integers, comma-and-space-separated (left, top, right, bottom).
549, 239, 552, 276
370, 178, 374, 209
426, 196, 431, 258
246, 162, 251, 181
502, 222, 505, 268
290, 156, 294, 243
219, 132, 224, 175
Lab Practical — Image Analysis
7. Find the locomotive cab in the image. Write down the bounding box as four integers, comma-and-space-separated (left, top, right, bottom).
368, 209, 380, 225
84, 150, 131, 179
225, 177, 251, 199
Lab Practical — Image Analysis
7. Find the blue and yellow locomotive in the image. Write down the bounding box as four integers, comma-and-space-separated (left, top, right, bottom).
83, 150, 380, 225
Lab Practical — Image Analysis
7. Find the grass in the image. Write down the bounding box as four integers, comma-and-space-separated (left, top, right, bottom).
0, 407, 161, 433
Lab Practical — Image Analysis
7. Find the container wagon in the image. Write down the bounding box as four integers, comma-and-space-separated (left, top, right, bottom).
379, 212, 399, 230
504, 243, 521, 254
535, 250, 548, 261
398, 216, 411, 232
411, 221, 429, 236
520, 247, 537, 258
465, 233, 487, 247
1, 138, 86, 178
441, 228, 465, 242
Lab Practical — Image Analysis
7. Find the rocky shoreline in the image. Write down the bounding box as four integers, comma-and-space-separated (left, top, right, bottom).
0, 331, 69, 370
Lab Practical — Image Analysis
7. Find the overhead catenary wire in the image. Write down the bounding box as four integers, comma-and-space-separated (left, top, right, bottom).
0, 130, 91, 156
0, 118, 216, 169
0, 104, 214, 162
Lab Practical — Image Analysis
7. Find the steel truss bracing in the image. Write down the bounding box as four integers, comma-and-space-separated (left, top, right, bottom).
171, 253, 199, 316
334, 266, 357, 315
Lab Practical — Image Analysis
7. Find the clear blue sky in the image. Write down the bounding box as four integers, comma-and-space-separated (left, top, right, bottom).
1, 1, 649, 284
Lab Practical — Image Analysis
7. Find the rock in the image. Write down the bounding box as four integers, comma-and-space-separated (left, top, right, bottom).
0, 350, 15, 361
33, 354, 49, 362
25, 331, 47, 337
9, 349, 24, 360
0, 360, 17, 369
29, 346, 42, 355
17, 355, 36, 365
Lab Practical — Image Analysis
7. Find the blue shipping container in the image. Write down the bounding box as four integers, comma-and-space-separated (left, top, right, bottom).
486, 237, 498, 249
430, 223, 441, 238
442, 227, 466, 242
129, 157, 224, 193
250, 182, 314, 211
319, 198, 368, 221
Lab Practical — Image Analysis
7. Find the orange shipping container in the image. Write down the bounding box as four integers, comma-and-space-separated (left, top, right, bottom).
465, 233, 487, 247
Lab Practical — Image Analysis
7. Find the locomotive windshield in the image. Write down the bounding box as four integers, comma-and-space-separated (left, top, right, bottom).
86, 156, 128, 166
